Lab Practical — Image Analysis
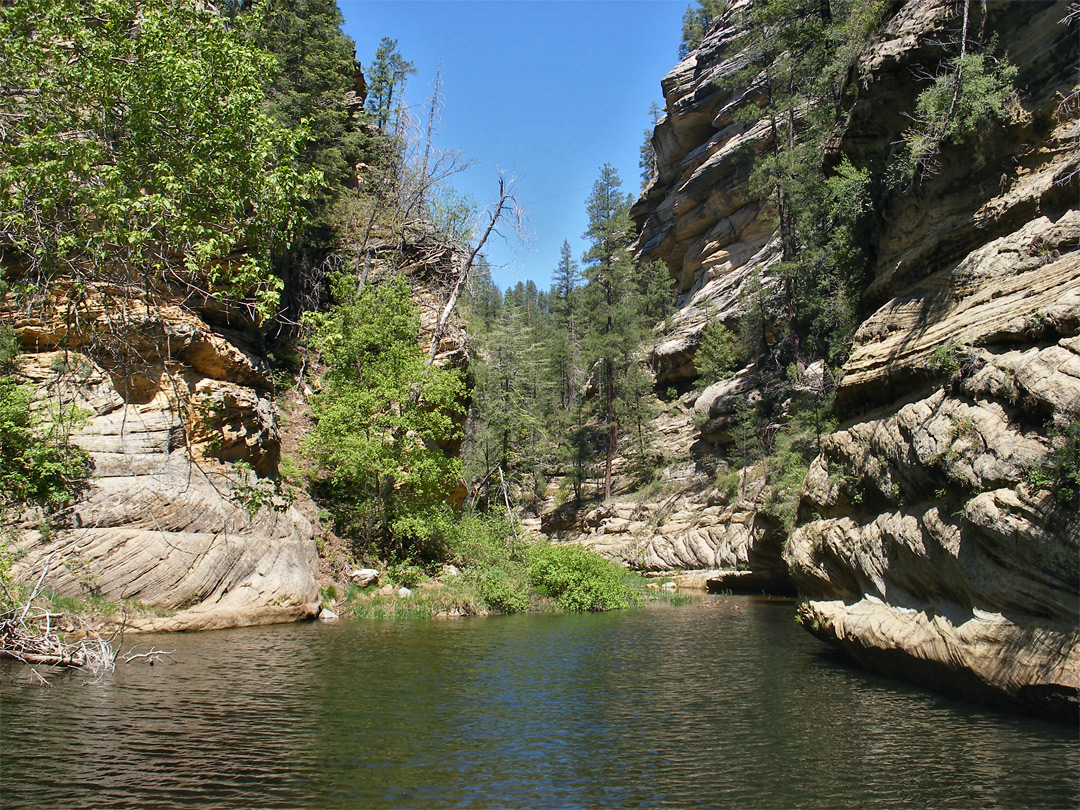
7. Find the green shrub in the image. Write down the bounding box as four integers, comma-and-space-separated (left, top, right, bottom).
929, 342, 974, 380
0, 375, 92, 517
695, 319, 743, 386
474, 568, 530, 613
527, 542, 636, 612
319, 584, 338, 608
386, 558, 424, 588
894, 51, 1018, 183
445, 510, 530, 614
1029, 417, 1080, 509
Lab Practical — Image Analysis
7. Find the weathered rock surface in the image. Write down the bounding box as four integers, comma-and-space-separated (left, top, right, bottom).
6, 321, 320, 630
782, 0, 1080, 716
578, 0, 1080, 716
633, 0, 778, 387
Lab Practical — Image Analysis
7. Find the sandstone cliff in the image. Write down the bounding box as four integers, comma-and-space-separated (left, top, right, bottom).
785, 0, 1079, 717
3, 220, 471, 630
578, 0, 1078, 716
3, 288, 320, 631
544, 0, 788, 586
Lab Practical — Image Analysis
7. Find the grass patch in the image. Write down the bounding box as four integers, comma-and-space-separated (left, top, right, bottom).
40, 590, 174, 623
335, 510, 681, 620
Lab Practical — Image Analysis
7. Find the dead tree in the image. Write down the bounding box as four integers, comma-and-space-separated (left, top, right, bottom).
427, 173, 522, 364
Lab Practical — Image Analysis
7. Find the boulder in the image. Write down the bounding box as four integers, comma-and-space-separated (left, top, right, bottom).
350, 568, 380, 587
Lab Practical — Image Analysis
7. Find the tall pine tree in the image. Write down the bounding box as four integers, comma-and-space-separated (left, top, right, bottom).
580, 165, 645, 500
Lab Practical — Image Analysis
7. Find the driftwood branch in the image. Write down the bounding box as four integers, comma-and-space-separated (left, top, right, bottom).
1, 559, 116, 683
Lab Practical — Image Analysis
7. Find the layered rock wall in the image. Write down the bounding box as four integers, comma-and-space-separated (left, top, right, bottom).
3, 288, 321, 630
785, 0, 1080, 716
611, 0, 1078, 715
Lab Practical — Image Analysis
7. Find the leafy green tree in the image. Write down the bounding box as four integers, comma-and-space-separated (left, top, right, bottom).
227, 0, 375, 324
0, 360, 91, 521
232, 0, 370, 217
0, 0, 316, 325
307, 274, 466, 559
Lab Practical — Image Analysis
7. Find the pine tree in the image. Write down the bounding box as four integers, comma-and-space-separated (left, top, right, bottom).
228, 0, 374, 324
366, 37, 417, 135
723, 0, 884, 370
580, 165, 646, 500
549, 241, 583, 409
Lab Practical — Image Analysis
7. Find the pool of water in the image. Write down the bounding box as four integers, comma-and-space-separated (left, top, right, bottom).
2, 595, 1076, 809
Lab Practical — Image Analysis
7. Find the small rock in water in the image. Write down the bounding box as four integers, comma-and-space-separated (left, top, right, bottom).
350, 568, 380, 587
397, 587, 412, 598
661, 581, 678, 592
318, 607, 339, 621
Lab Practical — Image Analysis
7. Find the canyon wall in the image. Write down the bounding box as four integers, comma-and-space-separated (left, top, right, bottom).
3, 289, 321, 631
3, 224, 469, 631
619, 0, 1078, 715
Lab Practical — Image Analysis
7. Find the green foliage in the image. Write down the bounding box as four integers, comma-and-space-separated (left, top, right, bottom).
895, 51, 1018, 183
639, 101, 664, 189
679, 0, 727, 59
462, 166, 665, 510
307, 274, 466, 559
228, 460, 294, 517
431, 187, 477, 248
1029, 417, 1080, 509
725, 385, 834, 528
319, 584, 339, 609
696, 320, 743, 385
715, 0, 883, 371
0, 375, 92, 518
0, 325, 19, 370
716, 468, 741, 502
474, 567, 530, 614
762, 399, 834, 528
231, 0, 371, 224
386, 559, 425, 588
633, 260, 677, 325
366, 37, 417, 135
527, 542, 636, 612
929, 342, 975, 381
581, 164, 660, 499
0, 0, 317, 321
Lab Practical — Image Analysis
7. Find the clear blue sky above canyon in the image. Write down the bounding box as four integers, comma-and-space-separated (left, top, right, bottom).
341, 0, 686, 290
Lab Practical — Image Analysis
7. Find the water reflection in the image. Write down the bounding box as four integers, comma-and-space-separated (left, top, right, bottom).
2, 596, 1076, 809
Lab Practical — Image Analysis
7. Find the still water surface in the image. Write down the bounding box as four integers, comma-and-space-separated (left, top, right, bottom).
2, 595, 1077, 809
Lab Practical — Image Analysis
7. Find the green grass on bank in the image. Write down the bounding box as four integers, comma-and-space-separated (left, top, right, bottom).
333, 516, 692, 620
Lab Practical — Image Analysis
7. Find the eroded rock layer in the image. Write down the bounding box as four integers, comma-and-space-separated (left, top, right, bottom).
618, 0, 1078, 716
5, 292, 321, 630
784, 0, 1080, 716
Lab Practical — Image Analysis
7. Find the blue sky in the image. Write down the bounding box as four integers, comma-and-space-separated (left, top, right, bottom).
339, 1, 685, 291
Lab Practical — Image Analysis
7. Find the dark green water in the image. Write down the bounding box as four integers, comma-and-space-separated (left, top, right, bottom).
1, 595, 1077, 809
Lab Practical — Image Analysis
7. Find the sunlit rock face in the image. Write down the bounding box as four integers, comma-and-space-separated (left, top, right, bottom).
633, 0, 775, 388
624, 0, 1079, 716
4, 291, 321, 631
783, 0, 1079, 717
2, 218, 473, 630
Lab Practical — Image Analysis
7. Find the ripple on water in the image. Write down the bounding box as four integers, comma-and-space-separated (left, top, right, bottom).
1, 597, 1077, 810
